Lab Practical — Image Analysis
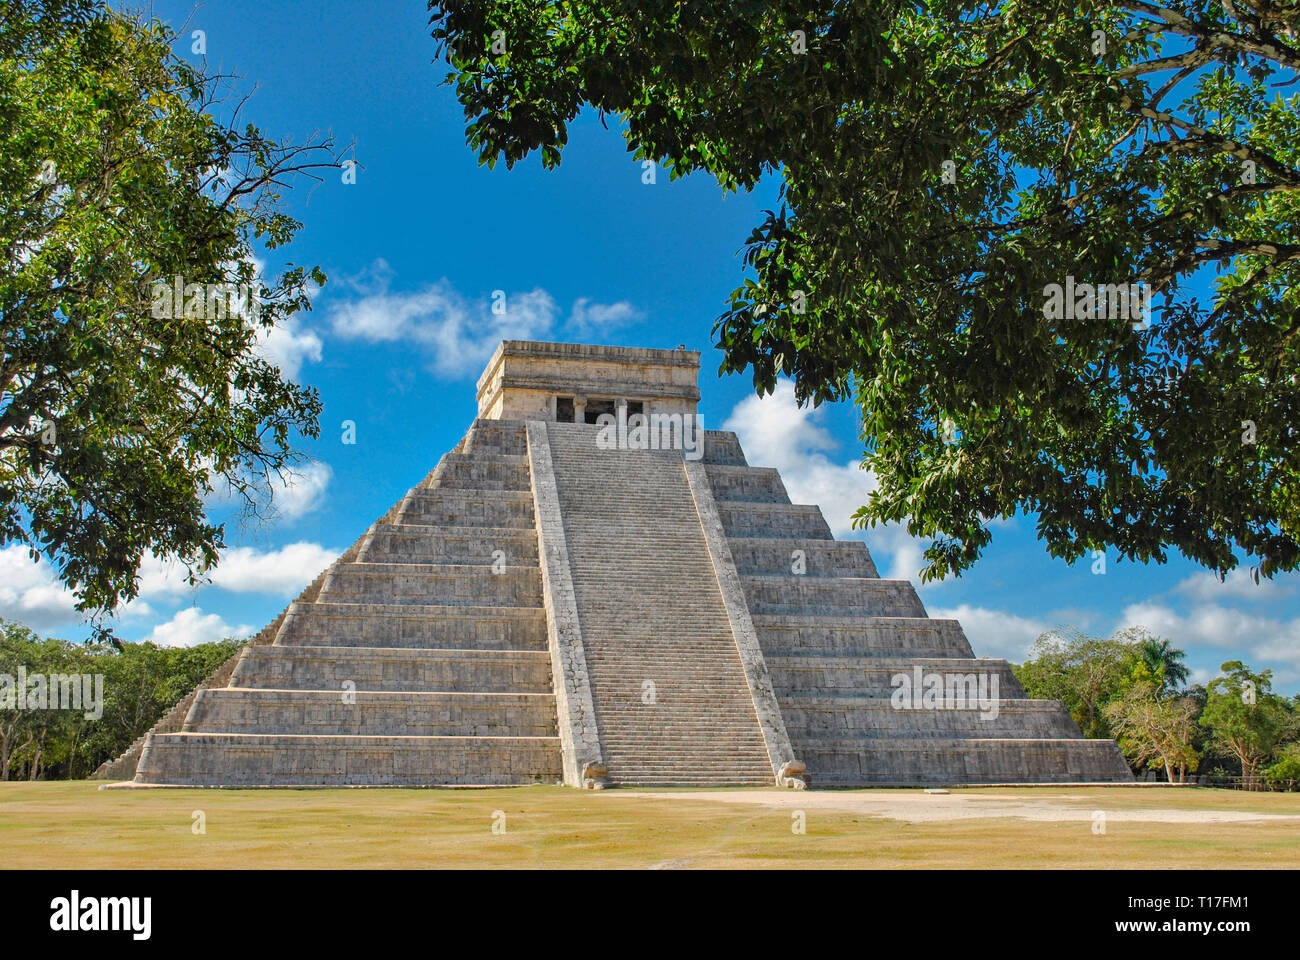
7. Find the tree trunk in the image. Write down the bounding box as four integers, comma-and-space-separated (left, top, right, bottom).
1235, 747, 1252, 790
68, 728, 81, 780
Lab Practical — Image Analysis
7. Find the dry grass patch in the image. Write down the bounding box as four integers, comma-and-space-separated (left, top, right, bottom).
0, 781, 1295, 869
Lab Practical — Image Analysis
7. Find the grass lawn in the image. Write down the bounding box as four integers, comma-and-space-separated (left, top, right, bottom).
1, 781, 1297, 869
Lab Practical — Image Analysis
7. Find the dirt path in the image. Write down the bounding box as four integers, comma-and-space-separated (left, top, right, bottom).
615, 789, 1300, 824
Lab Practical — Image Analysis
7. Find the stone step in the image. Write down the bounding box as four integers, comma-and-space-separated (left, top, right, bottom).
728, 537, 879, 578
231, 646, 552, 693
318, 563, 542, 607
751, 615, 976, 658
276, 602, 547, 650
779, 697, 1083, 740
582, 671, 756, 681
615, 717, 763, 728
396, 490, 535, 529
596, 724, 764, 734
583, 694, 766, 705
570, 618, 734, 630
600, 741, 772, 751
588, 693, 767, 706
577, 634, 741, 646
608, 777, 771, 782
742, 575, 926, 617
463, 419, 528, 456
581, 650, 757, 660
358, 524, 539, 565
717, 502, 833, 539
424, 453, 531, 491
185, 688, 558, 738
791, 737, 1135, 785
600, 748, 772, 757
704, 464, 790, 503
603, 764, 772, 773
606, 774, 773, 782
601, 747, 769, 755
582, 664, 753, 674
136, 732, 562, 786
701, 430, 748, 466
599, 754, 773, 765
595, 712, 764, 718
606, 766, 773, 777
766, 656, 1024, 699
566, 565, 721, 582
599, 738, 767, 747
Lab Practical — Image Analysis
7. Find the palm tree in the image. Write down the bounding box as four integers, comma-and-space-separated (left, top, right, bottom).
1138, 637, 1190, 695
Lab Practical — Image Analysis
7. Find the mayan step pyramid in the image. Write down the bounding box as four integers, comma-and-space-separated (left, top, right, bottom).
98, 341, 1133, 787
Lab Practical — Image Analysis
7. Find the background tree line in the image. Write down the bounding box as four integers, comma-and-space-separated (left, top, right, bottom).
0, 618, 237, 780
5, 613, 1297, 787
1014, 626, 1300, 788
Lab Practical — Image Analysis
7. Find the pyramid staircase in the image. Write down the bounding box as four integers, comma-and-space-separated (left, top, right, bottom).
541, 422, 774, 786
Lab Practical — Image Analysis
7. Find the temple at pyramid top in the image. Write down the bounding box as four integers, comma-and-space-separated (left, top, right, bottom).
476, 340, 702, 422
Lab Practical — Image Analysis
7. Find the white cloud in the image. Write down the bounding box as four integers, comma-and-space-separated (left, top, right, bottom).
1118, 601, 1300, 688
207, 542, 337, 595
1174, 567, 1296, 603
722, 379, 930, 581
269, 460, 332, 520
142, 607, 253, 648
327, 260, 642, 377
0, 546, 155, 633
0, 545, 82, 631
1121, 601, 1252, 649
1, 535, 337, 638
566, 297, 642, 337
929, 603, 1050, 662
722, 380, 870, 535
133, 552, 196, 599
205, 459, 333, 522
134, 541, 338, 599
254, 314, 323, 380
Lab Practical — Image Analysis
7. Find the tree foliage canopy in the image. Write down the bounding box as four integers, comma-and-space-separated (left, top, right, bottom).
429, 0, 1300, 581
1016, 629, 1298, 783
1103, 677, 1202, 780
0, 617, 238, 780
1014, 626, 1143, 737
1, 0, 338, 611
1201, 659, 1297, 785
1136, 634, 1191, 691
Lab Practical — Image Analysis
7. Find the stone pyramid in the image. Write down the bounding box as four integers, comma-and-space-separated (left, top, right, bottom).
99, 341, 1132, 788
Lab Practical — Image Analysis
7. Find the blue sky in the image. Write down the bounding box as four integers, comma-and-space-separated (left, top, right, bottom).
3, 0, 1298, 693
